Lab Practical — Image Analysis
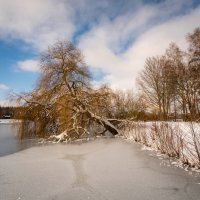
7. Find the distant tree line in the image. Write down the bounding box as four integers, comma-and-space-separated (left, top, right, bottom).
0, 106, 14, 118
0, 106, 24, 119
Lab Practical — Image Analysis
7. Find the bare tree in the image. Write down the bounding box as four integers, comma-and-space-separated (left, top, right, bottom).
165, 43, 185, 120
186, 28, 200, 119
137, 56, 174, 120
16, 41, 120, 141
111, 89, 147, 120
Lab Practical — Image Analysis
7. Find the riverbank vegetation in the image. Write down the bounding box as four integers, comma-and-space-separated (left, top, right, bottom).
122, 121, 200, 168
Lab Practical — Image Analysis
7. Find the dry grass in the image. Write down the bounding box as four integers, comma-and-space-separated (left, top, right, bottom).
120, 121, 200, 168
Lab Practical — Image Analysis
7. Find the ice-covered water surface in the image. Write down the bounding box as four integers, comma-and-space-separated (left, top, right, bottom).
0, 138, 200, 200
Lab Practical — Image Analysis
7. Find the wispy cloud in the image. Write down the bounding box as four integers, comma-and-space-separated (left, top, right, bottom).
16, 59, 40, 72
79, 3, 200, 89
0, 84, 9, 91
0, 0, 74, 51
0, 0, 193, 51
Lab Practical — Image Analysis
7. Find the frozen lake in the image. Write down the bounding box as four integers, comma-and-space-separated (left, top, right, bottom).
0, 122, 200, 200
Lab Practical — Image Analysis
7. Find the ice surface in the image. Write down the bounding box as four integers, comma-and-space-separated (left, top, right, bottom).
0, 138, 200, 200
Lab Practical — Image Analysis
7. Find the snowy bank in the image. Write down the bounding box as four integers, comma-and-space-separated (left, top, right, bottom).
121, 121, 200, 169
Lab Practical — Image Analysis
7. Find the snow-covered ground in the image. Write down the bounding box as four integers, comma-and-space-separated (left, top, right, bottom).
121, 121, 200, 169
0, 138, 200, 200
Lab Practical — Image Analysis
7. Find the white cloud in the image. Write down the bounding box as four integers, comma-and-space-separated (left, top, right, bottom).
0, 84, 9, 91
79, 5, 200, 90
0, 0, 74, 51
0, 0, 192, 51
16, 59, 40, 72
0, 0, 199, 91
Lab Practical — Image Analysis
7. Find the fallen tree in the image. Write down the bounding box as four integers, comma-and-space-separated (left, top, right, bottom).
15, 41, 120, 141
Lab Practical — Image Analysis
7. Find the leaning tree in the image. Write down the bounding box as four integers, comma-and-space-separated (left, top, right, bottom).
16, 41, 120, 141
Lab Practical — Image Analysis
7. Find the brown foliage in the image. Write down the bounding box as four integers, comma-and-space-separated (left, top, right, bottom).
15, 41, 119, 140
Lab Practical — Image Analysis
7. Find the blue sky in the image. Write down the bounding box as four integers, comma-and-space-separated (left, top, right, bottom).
0, 0, 200, 105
